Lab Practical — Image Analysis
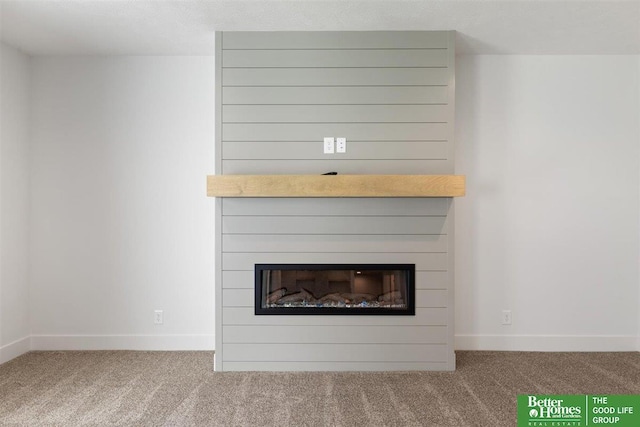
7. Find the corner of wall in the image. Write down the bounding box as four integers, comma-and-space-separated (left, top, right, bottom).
0, 336, 31, 365
0, 42, 32, 364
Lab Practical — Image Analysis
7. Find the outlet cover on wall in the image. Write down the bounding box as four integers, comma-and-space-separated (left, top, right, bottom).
323, 137, 335, 154
336, 137, 347, 153
154, 310, 163, 325
501, 310, 512, 325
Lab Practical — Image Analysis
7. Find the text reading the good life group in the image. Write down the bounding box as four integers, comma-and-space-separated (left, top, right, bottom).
517, 395, 640, 427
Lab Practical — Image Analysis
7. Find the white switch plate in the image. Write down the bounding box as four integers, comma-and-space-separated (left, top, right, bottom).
154, 310, 163, 325
323, 137, 335, 154
336, 137, 347, 153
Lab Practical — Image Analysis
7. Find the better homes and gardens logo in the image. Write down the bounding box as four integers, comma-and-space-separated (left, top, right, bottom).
517, 395, 640, 427
520, 395, 584, 426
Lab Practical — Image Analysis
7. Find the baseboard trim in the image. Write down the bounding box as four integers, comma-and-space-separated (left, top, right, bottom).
16, 334, 639, 354
455, 334, 638, 352
0, 336, 31, 364
30, 334, 215, 351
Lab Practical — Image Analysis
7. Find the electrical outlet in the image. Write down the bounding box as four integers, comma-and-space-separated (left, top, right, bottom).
336, 137, 347, 153
323, 137, 335, 154
154, 310, 163, 325
501, 310, 512, 325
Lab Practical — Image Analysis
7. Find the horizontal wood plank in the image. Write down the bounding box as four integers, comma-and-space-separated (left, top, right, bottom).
209, 175, 464, 198
223, 307, 447, 326
222, 233, 448, 253
222, 325, 447, 344
222, 68, 450, 87
223, 49, 448, 68
222, 31, 450, 49
222, 105, 449, 123
222, 141, 448, 160
222, 123, 449, 142
223, 343, 449, 362
221, 197, 450, 216
222, 215, 448, 235
222, 159, 453, 175
223, 86, 449, 104
221, 360, 450, 371
221, 252, 447, 271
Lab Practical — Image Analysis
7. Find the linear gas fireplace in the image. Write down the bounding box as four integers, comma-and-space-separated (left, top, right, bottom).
255, 264, 415, 315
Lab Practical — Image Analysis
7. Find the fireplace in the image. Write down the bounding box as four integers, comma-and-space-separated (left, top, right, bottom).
255, 264, 415, 315
211, 30, 457, 371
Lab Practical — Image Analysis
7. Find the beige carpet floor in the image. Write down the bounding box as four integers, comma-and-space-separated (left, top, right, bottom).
0, 351, 638, 426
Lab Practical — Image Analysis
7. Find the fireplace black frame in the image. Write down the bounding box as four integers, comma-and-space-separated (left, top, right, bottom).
255, 263, 415, 315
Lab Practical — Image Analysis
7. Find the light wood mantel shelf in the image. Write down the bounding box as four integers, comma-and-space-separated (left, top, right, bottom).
206, 175, 465, 198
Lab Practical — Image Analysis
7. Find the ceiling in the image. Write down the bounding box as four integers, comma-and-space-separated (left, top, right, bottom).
1, 0, 639, 55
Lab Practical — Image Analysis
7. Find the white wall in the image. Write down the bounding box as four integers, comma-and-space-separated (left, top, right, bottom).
0, 43, 31, 363
455, 55, 640, 351
4, 50, 639, 356
29, 56, 215, 350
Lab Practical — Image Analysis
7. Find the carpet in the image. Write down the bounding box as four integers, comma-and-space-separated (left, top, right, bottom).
0, 351, 638, 426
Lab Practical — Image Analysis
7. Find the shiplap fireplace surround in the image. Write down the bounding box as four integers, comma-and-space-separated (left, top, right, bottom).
208, 31, 464, 371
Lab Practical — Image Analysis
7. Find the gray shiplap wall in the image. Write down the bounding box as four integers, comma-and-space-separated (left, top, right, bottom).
215, 31, 456, 371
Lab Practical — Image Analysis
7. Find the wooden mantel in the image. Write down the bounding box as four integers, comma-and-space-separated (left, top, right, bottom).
207, 175, 465, 198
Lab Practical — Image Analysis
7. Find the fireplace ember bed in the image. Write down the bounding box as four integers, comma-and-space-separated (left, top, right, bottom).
255, 264, 415, 315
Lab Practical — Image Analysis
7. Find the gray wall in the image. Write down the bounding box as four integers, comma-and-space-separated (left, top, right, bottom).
215, 31, 456, 371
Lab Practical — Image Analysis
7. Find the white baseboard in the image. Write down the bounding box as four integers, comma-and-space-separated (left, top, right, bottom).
30, 334, 215, 351
455, 334, 639, 352
11, 334, 638, 356
0, 336, 31, 364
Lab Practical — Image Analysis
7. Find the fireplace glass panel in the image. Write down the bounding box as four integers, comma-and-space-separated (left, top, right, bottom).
255, 264, 415, 315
